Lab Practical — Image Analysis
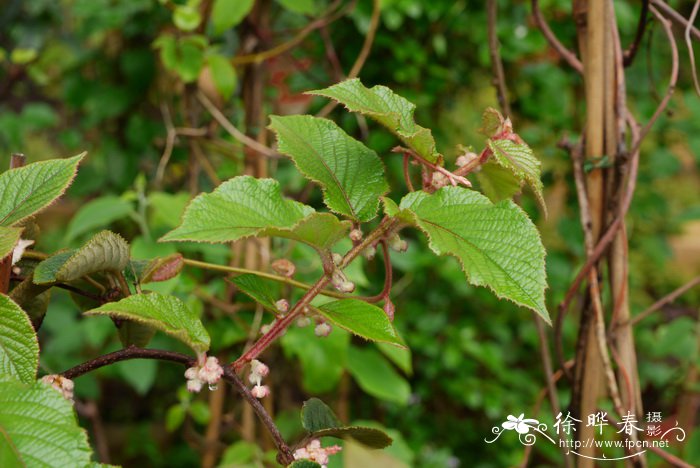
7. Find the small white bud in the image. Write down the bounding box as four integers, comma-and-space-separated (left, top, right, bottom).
389, 235, 408, 253
332, 253, 343, 265
251, 384, 270, 398
456, 151, 478, 167
296, 316, 311, 327
363, 245, 376, 260
184, 367, 199, 380
275, 299, 290, 313
337, 280, 355, 293
349, 229, 363, 242
260, 320, 276, 335
250, 359, 269, 379
315, 322, 332, 337
431, 172, 448, 189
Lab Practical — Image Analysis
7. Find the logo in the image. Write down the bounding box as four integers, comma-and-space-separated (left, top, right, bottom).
485, 411, 686, 461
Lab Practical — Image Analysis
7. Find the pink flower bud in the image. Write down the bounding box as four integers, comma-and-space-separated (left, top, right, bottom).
271, 258, 296, 277
456, 151, 478, 167
431, 172, 448, 189
250, 359, 269, 378
251, 384, 270, 398
383, 299, 395, 321
275, 299, 290, 313
363, 245, 376, 260
332, 253, 343, 265
198, 356, 224, 384
184, 367, 199, 380
187, 379, 203, 393
41, 375, 75, 402
296, 316, 311, 327
349, 229, 363, 242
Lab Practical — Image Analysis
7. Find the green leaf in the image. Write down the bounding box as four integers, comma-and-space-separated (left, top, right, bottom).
347, 347, 410, 405
377, 342, 412, 375
264, 213, 351, 251
211, 0, 254, 34
478, 107, 505, 137
64, 196, 133, 242
276, 0, 315, 15
288, 461, 322, 468
0, 295, 39, 385
8, 276, 51, 329
33, 250, 75, 285
281, 326, 348, 393
269, 115, 388, 222
208, 54, 237, 100
317, 299, 404, 347
309, 79, 441, 163
476, 160, 523, 203
313, 427, 392, 449
394, 187, 548, 322
487, 138, 546, 214
84, 292, 210, 354
161, 176, 311, 241
34, 231, 130, 284
0, 226, 22, 261
231, 274, 280, 312
301, 398, 341, 432
173, 5, 201, 32
0, 154, 84, 227
154, 35, 205, 83
0, 380, 93, 467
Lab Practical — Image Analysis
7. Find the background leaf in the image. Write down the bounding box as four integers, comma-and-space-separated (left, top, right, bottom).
487, 138, 545, 214
301, 398, 341, 432
0, 154, 84, 227
317, 299, 404, 347
230, 274, 281, 312
269, 115, 388, 222
211, 0, 254, 34
0, 294, 39, 384
347, 347, 411, 405
309, 79, 441, 163
64, 196, 133, 242
207, 54, 237, 100
0, 380, 93, 467
395, 187, 548, 322
84, 292, 210, 354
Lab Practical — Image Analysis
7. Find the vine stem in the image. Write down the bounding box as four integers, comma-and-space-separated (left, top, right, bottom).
60, 346, 295, 465
231, 217, 398, 372
182, 258, 348, 300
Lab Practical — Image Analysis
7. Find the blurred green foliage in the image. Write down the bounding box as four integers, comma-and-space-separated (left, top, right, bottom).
1, 0, 699, 466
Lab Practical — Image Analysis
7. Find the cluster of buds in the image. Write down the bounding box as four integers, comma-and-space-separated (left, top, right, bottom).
293, 439, 342, 468
41, 374, 74, 402
314, 321, 332, 337
275, 299, 289, 314
185, 356, 224, 393
389, 234, 408, 253
330, 253, 355, 293
248, 359, 270, 399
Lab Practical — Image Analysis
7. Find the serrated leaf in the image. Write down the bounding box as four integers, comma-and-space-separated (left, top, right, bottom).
161, 176, 349, 250
64, 195, 133, 242
269, 115, 388, 222
309, 79, 441, 163
0, 226, 22, 260
487, 138, 546, 214
0, 295, 39, 385
347, 347, 410, 405
317, 299, 404, 347
476, 160, 523, 203
0, 154, 84, 227
140, 253, 184, 283
33, 250, 75, 284
264, 213, 351, 251
55, 231, 129, 282
208, 54, 237, 100
301, 398, 341, 432
211, 0, 254, 34
84, 292, 210, 354
377, 342, 412, 375
394, 187, 548, 322
0, 380, 93, 467
312, 427, 392, 449
231, 274, 281, 312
